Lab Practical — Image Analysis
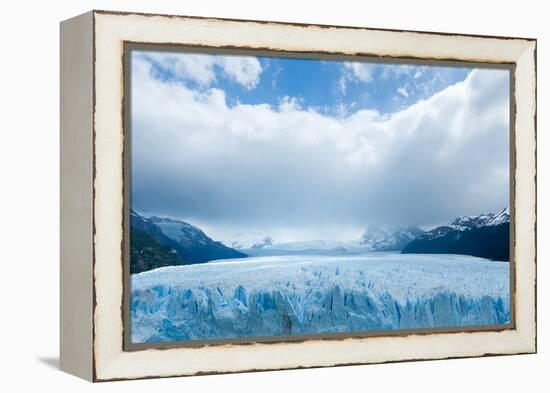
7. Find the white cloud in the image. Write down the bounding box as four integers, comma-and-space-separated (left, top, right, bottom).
343, 62, 374, 82
341, 63, 417, 92
339, 62, 375, 94
218, 56, 262, 89
131, 57, 509, 233
397, 86, 409, 97
137, 51, 263, 90
380, 64, 417, 79
141, 52, 216, 85
271, 65, 282, 90
339, 62, 466, 107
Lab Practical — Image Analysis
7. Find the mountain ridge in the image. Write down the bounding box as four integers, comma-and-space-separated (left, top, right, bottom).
402, 208, 510, 261
130, 210, 246, 273
360, 225, 425, 251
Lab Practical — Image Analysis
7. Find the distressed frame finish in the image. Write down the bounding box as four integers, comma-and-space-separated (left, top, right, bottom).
60, 10, 537, 382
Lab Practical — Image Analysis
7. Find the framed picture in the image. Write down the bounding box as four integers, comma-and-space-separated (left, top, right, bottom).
60, 10, 537, 381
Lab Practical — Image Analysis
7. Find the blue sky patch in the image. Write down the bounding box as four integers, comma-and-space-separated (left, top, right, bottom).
135, 50, 472, 115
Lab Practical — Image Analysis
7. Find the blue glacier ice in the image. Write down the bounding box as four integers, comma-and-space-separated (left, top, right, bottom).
130, 253, 510, 343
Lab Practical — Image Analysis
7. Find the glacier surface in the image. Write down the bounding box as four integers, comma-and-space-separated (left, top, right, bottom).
130, 253, 510, 343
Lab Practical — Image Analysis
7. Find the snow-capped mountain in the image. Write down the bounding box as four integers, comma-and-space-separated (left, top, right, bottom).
241, 226, 425, 256
130, 210, 246, 272
251, 236, 275, 249
244, 239, 370, 256
222, 233, 275, 250
149, 216, 212, 248
359, 225, 425, 251
410, 207, 510, 241
130, 210, 188, 274
445, 207, 510, 231
402, 208, 510, 261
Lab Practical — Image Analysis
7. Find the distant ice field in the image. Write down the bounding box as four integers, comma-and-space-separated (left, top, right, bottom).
130, 253, 510, 343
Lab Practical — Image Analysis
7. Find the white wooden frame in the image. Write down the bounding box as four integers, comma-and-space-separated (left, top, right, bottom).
60, 10, 536, 382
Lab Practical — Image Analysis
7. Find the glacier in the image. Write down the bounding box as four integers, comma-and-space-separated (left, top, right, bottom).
130, 253, 510, 343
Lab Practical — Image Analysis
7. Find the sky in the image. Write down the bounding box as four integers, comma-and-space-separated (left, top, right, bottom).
130, 49, 510, 242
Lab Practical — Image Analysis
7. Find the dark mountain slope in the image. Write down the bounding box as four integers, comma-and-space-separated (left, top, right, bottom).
130, 227, 188, 274
148, 215, 246, 263
130, 210, 246, 273
401, 208, 510, 261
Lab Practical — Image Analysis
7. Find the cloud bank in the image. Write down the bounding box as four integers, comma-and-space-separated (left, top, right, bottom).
131, 54, 509, 238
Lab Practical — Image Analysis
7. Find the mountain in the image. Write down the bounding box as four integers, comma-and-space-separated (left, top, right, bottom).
130, 210, 246, 273
130, 227, 188, 274
251, 236, 275, 249
130, 210, 189, 274
147, 215, 246, 263
222, 233, 275, 250
244, 239, 371, 256
242, 227, 425, 256
359, 225, 425, 251
401, 208, 510, 261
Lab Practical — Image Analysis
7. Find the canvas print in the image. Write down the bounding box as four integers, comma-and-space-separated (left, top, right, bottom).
127, 49, 511, 345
